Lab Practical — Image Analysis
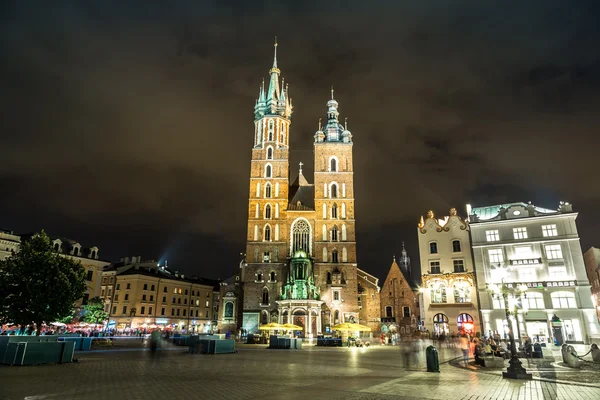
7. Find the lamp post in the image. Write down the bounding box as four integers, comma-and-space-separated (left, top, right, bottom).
487, 280, 532, 380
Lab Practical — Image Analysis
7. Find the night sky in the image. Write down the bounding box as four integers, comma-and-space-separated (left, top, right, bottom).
2, 1, 600, 282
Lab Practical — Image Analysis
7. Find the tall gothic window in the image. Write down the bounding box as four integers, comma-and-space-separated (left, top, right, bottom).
331, 203, 338, 219
330, 158, 337, 172
292, 219, 311, 254
265, 165, 272, 178
265, 204, 271, 219
330, 184, 338, 198
331, 226, 338, 241
266, 147, 273, 160
264, 225, 271, 241
265, 183, 272, 198
224, 302, 234, 318
331, 249, 339, 263
268, 120, 274, 141
262, 289, 269, 305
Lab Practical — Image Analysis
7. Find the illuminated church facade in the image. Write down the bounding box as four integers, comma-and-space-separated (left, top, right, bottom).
218, 42, 380, 336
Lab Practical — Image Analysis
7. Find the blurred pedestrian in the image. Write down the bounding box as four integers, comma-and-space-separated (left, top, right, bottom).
460, 333, 470, 366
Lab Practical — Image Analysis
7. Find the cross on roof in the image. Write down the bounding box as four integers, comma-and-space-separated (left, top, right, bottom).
299, 161, 303, 173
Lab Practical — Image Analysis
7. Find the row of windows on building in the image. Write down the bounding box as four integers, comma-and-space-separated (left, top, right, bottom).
487, 244, 563, 263
429, 281, 472, 303
253, 223, 349, 242
52, 242, 98, 258
254, 181, 347, 199
490, 291, 578, 309
253, 247, 348, 263
485, 224, 559, 242
255, 119, 287, 147
428, 259, 466, 274
111, 305, 210, 318
254, 202, 348, 220
262, 151, 345, 175
429, 240, 462, 255
111, 282, 210, 297
384, 306, 412, 318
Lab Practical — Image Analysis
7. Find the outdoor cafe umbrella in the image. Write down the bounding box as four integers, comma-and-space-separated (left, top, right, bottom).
331, 323, 371, 332
280, 323, 303, 331
258, 322, 284, 331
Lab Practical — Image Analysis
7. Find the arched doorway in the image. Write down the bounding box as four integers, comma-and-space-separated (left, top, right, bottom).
433, 313, 449, 335
292, 309, 307, 337
457, 313, 475, 335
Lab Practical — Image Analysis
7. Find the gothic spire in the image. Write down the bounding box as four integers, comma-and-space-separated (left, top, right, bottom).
267, 38, 281, 108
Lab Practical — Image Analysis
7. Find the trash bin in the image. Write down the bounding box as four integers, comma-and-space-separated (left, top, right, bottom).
426, 345, 440, 372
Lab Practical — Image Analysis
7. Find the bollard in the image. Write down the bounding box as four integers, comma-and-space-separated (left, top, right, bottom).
591, 344, 600, 363
561, 344, 568, 363
565, 345, 582, 368
426, 345, 440, 372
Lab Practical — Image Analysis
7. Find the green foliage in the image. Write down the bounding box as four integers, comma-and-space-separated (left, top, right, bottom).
81, 296, 108, 325
0, 231, 87, 335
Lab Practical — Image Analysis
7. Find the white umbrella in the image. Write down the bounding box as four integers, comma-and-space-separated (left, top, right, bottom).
51, 322, 67, 327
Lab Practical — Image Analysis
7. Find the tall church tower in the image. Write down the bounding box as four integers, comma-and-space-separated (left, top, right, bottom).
313, 89, 359, 323
245, 40, 293, 266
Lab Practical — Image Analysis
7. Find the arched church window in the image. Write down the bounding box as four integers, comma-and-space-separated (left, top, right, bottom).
265, 204, 271, 219
322, 247, 328, 262
265, 183, 272, 198
330, 158, 337, 172
341, 224, 347, 240
270, 271, 275, 282
262, 289, 269, 305
330, 183, 338, 198
224, 302, 234, 318
291, 219, 311, 254
268, 120, 274, 141
331, 203, 338, 219
332, 249, 339, 263
326, 271, 332, 283
265, 164, 272, 178
264, 225, 271, 241
261, 310, 268, 324
266, 147, 273, 160
331, 226, 338, 242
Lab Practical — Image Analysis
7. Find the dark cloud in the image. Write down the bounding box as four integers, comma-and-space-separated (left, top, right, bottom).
1, 0, 600, 281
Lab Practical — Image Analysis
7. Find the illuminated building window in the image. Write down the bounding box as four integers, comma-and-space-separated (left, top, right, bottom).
548, 266, 567, 280
430, 283, 447, 303
453, 260, 465, 272
513, 227, 528, 240
488, 249, 504, 263
486, 230, 500, 242
545, 244, 563, 260
429, 242, 438, 254
542, 224, 558, 237
452, 240, 461, 252
523, 292, 545, 309
551, 292, 577, 309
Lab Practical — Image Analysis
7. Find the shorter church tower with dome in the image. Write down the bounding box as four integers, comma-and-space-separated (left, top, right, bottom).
217, 41, 380, 336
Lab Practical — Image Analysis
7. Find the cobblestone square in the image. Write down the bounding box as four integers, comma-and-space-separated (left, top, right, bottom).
1, 345, 599, 400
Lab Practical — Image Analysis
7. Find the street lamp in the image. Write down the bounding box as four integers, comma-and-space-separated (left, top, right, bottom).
487, 280, 532, 380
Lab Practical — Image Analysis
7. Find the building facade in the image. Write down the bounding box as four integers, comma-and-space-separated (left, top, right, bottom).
232, 42, 378, 337
469, 201, 600, 344
0, 230, 20, 260
418, 208, 479, 336
380, 248, 419, 336
50, 237, 110, 306
103, 258, 219, 332
583, 247, 600, 324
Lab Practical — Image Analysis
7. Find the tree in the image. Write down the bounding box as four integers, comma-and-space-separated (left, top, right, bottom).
0, 231, 87, 335
81, 297, 108, 325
